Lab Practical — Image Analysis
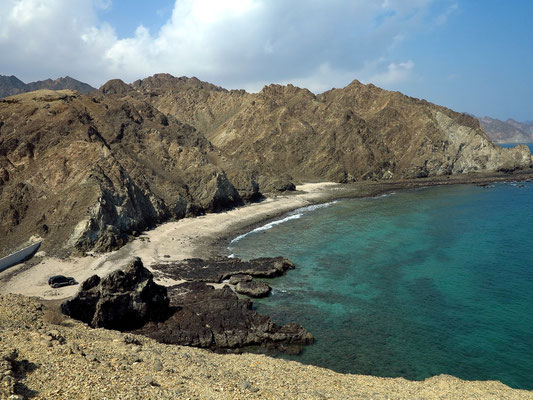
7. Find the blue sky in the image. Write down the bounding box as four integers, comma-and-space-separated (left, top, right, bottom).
0, 0, 531, 121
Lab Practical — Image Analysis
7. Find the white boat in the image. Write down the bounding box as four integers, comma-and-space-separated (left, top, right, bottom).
0, 241, 42, 272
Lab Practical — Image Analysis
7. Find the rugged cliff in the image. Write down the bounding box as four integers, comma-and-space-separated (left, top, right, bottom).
0, 89, 258, 256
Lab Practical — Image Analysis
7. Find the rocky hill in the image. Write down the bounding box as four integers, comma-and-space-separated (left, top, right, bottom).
0, 89, 258, 256
478, 116, 533, 143
0, 75, 95, 98
131, 74, 532, 182
1, 293, 532, 399
1, 74, 532, 256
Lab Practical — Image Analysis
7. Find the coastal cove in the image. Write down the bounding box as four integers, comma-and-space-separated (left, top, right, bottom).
229, 179, 533, 390
1, 172, 533, 398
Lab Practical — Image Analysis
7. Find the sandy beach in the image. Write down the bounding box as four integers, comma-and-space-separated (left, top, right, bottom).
0, 182, 344, 300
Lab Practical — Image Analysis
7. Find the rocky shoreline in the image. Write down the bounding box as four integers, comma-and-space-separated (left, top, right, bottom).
61, 257, 313, 354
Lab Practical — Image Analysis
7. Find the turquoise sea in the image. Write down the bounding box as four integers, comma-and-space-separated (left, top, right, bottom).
229, 145, 533, 390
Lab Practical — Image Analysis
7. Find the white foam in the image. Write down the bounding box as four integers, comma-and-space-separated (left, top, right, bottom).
374, 192, 396, 199
229, 200, 338, 244
230, 214, 302, 243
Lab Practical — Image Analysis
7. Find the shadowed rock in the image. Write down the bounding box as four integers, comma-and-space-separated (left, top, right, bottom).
151, 256, 295, 283
134, 281, 313, 350
61, 257, 169, 330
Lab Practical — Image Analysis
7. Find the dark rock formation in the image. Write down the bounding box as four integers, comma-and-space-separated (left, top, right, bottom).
61, 257, 169, 330
62, 256, 311, 352
134, 281, 313, 350
151, 256, 295, 283
235, 280, 271, 298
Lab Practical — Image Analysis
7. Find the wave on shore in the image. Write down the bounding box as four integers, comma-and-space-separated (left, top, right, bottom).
230, 201, 339, 244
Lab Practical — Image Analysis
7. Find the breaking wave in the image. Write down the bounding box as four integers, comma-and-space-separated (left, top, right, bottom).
230, 201, 338, 244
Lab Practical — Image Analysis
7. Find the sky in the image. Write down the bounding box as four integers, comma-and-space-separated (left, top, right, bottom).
0, 0, 531, 121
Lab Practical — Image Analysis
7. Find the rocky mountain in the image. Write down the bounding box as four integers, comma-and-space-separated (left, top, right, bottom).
131, 74, 531, 182
478, 116, 533, 143
0, 75, 95, 98
0, 89, 258, 256
0, 75, 26, 98
0, 74, 532, 256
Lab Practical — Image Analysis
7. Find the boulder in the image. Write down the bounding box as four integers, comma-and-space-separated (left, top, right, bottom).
228, 274, 252, 285
61, 257, 169, 330
235, 280, 271, 298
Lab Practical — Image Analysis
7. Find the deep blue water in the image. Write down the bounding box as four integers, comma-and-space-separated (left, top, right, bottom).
229, 180, 533, 390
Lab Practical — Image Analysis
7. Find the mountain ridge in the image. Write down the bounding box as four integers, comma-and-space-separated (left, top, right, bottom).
478, 116, 533, 143
0, 75, 96, 98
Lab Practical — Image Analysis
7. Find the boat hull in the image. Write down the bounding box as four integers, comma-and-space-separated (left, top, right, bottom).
0, 242, 42, 272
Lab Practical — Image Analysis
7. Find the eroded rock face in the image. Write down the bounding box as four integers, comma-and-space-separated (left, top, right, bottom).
0, 89, 259, 255
135, 281, 313, 350
130, 74, 533, 182
61, 258, 169, 330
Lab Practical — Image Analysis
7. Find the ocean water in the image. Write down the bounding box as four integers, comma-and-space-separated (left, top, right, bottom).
229, 179, 533, 389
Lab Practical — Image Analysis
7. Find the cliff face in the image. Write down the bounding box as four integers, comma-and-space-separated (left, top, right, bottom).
1, 74, 532, 255
0, 89, 257, 255
0, 75, 96, 98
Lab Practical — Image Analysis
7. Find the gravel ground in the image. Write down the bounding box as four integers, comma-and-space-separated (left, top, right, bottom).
1, 294, 532, 400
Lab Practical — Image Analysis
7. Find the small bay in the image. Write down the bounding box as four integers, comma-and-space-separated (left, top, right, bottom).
229, 179, 533, 389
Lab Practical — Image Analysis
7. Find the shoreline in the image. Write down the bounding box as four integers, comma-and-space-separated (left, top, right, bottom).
1, 170, 533, 300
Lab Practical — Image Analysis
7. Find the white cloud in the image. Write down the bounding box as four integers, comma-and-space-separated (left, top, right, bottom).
0, 0, 447, 91
435, 2, 458, 26
364, 60, 415, 86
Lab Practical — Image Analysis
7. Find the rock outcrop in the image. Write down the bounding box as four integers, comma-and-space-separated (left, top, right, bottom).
235, 280, 271, 297
135, 281, 312, 351
61, 257, 169, 330
151, 256, 295, 283
62, 257, 310, 351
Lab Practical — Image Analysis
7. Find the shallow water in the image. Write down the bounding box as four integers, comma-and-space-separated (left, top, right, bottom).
229, 181, 533, 389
